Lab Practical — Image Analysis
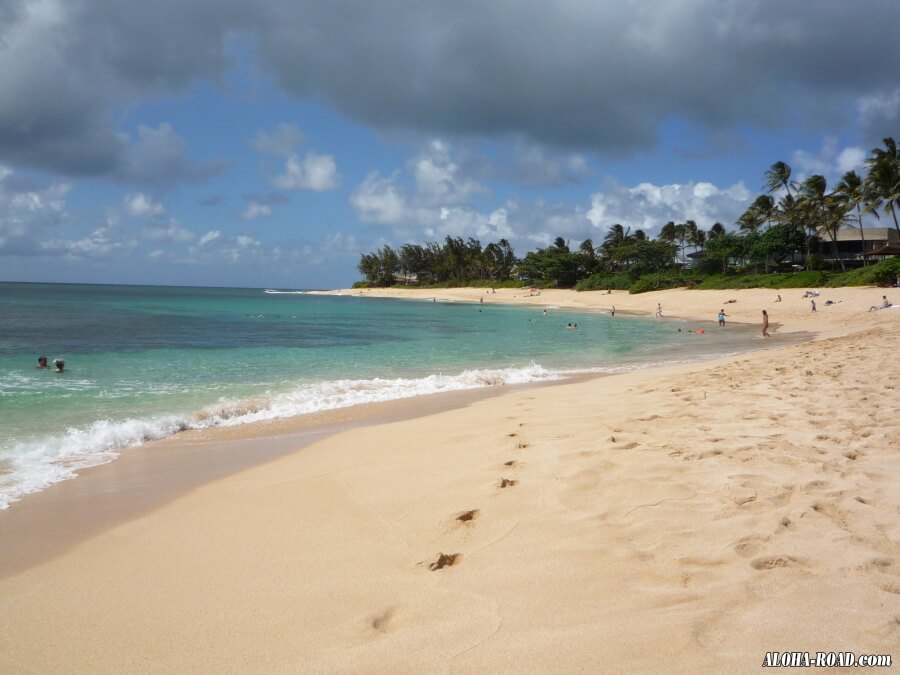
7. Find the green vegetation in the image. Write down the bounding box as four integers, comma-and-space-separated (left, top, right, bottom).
356, 138, 900, 291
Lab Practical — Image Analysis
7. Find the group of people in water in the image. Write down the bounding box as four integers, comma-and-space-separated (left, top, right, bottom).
36, 356, 65, 372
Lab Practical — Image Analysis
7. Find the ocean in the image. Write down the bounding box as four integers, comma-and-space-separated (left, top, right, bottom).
0, 282, 754, 508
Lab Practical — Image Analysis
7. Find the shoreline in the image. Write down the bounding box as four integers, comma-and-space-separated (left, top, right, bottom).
1, 286, 897, 672
0, 285, 789, 513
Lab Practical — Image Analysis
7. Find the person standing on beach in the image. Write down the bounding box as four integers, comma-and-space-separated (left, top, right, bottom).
718, 309, 727, 326
611, 305, 615, 317
811, 299, 816, 312
655, 303, 662, 318
762, 310, 770, 337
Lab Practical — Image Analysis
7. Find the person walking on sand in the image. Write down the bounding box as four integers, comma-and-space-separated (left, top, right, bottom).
611, 305, 615, 317
655, 303, 662, 318
762, 309, 770, 337
811, 299, 816, 312
717, 309, 727, 326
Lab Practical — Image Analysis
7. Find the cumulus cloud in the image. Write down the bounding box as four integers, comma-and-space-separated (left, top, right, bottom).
123, 192, 165, 218
586, 178, 751, 236
349, 141, 599, 244
791, 137, 866, 183
349, 139, 486, 229
241, 201, 272, 220
0, 165, 71, 256
47, 226, 138, 258
197, 230, 221, 246
139, 220, 195, 242
273, 152, 340, 191
3, 0, 899, 178
240, 191, 288, 219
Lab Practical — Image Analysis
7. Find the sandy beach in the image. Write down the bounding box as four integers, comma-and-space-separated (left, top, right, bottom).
1, 286, 898, 673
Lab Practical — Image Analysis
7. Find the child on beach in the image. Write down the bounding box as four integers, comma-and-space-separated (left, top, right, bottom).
762, 310, 770, 337
717, 309, 727, 326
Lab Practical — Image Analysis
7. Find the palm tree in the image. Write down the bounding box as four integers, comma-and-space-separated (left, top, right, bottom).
737, 199, 766, 232
797, 175, 828, 268
833, 170, 868, 265
864, 137, 900, 238
821, 195, 851, 272
764, 161, 797, 198
708, 222, 726, 239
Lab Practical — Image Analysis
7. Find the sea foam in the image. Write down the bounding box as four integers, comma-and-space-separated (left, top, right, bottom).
0, 364, 561, 509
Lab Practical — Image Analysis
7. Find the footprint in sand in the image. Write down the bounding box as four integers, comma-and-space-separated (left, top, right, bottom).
732, 534, 770, 557
499, 477, 518, 489
428, 552, 461, 571
750, 555, 809, 571
503, 460, 519, 467
516, 442, 529, 449
455, 509, 479, 525
370, 607, 398, 633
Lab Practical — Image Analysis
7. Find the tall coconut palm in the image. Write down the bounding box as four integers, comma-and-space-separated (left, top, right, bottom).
833, 170, 868, 265
737, 197, 767, 232
708, 222, 726, 239
797, 175, 828, 268
864, 137, 900, 238
764, 161, 797, 198
821, 195, 851, 271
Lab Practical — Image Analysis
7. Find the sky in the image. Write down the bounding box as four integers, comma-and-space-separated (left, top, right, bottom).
1, 0, 899, 289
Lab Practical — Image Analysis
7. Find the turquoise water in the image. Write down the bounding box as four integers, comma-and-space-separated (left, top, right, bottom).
0, 282, 752, 507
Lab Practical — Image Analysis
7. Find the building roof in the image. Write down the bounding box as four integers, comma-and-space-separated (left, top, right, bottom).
870, 243, 900, 256
834, 227, 899, 243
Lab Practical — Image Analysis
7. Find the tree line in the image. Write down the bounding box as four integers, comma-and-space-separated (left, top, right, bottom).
357, 137, 900, 287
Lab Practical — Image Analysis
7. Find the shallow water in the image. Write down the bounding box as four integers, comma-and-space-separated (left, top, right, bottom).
0, 282, 759, 507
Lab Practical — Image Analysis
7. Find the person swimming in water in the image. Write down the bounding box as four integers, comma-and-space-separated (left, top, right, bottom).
36, 356, 49, 369
53, 358, 65, 372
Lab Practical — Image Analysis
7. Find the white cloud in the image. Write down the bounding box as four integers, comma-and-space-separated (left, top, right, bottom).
350, 171, 426, 225
349, 139, 489, 234
412, 139, 485, 204
139, 219, 195, 242
587, 178, 750, 236
236, 234, 259, 248
792, 137, 866, 183
241, 201, 272, 220
0, 165, 71, 256
197, 230, 221, 246
123, 192, 164, 218
47, 226, 138, 258
274, 152, 340, 191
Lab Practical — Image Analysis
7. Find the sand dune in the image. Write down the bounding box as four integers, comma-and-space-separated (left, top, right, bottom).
0, 287, 897, 673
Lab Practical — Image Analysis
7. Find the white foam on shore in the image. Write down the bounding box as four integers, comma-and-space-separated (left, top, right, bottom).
0, 364, 563, 509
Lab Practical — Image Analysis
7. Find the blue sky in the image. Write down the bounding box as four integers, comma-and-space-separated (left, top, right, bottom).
1, 0, 898, 288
